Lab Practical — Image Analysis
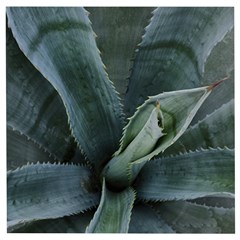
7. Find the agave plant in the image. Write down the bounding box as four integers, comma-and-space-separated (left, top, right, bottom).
7, 7, 234, 233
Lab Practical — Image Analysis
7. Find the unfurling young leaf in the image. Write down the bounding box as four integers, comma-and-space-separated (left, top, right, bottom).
103, 82, 222, 190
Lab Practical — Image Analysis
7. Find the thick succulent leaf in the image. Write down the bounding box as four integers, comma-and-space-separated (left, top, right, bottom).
86, 7, 154, 101
7, 7, 123, 169
125, 7, 234, 116
164, 99, 234, 155
152, 200, 234, 233
7, 127, 54, 170
86, 180, 135, 233
210, 205, 235, 233
7, 26, 79, 162
104, 85, 214, 189
7, 127, 86, 170
192, 29, 234, 124
135, 148, 234, 201
7, 163, 100, 228
9, 210, 95, 233
190, 192, 235, 209
129, 203, 175, 233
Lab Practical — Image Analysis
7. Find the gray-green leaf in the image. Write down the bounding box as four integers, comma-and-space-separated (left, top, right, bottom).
7, 127, 54, 170
192, 29, 234, 123
86, 7, 154, 101
164, 99, 234, 155
129, 203, 175, 233
7, 26, 78, 162
9, 210, 95, 233
135, 148, 234, 201
152, 200, 234, 233
7, 163, 100, 228
86, 180, 135, 233
104, 84, 215, 189
125, 7, 233, 116
7, 7, 123, 169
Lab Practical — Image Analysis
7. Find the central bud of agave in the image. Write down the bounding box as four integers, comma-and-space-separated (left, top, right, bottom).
101, 82, 218, 191
102, 101, 165, 191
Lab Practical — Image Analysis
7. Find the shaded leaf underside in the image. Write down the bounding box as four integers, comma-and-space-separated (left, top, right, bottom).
7, 7, 123, 169
7, 163, 100, 228
125, 7, 234, 116
136, 148, 234, 201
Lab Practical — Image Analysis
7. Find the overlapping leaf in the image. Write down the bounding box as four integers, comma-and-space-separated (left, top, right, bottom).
9, 210, 95, 233
135, 148, 234, 201
192, 29, 234, 123
6, 7, 235, 234
86, 180, 135, 233
8, 163, 100, 228
125, 7, 234, 116
86, 7, 154, 101
7, 128, 54, 170
164, 99, 234, 155
7, 7, 123, 169
7, 27, 78, 162
129, 203, 175, 233
104, 84, 215, 189
152, 200, 234, 233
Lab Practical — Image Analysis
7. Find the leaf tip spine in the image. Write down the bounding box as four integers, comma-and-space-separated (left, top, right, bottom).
207, 76, 229, 92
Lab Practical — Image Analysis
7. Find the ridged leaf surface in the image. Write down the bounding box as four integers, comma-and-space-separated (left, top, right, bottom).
7, 163, 100, 228
104, 85, 213, 189
7, 27, 77, 161
153, 200, 234, 233
86, 180, 135, 233
7, 128, 54, 170
164, 99, 234, 155
136, 148, 234, 201
9, 210, 95, 233
192, 29, 234, 123
7, 7, 123, 168
129, 203, 175, 233
125, 7, 233, 116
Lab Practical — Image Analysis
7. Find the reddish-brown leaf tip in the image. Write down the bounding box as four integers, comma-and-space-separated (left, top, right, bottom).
207, 76, 230, 92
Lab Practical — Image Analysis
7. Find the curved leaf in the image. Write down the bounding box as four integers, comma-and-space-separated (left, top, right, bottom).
86, 180, 135, 233
152, 200, 234, 233
190, 192, 235, 209
104, 84, 215, 189
7, 163, 100, 228
7, 26, 79, 162
125, 7, 234, 116
164, 99, 234, 155
129, 203, 175, 233
192, 29, 234, 124
135, 148, 234, 202
7, 7, 123, 169
7, 127, 54, 170
86, 7, 154, 101
9, 210, 95, 233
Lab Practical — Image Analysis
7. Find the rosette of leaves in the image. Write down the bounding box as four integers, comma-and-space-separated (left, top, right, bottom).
7, 7, 234, 233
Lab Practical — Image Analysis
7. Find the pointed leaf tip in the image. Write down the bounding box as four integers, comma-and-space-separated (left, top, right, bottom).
207, 76, 229, 92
